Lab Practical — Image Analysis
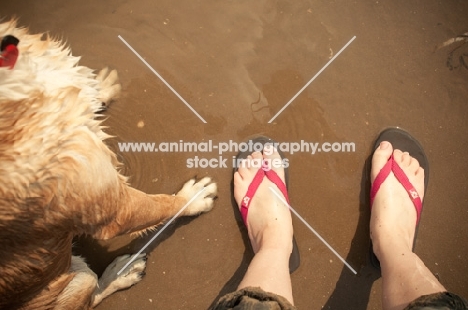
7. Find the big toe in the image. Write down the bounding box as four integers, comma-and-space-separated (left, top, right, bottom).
234, 151, 264, 205
371, 141, 393, 182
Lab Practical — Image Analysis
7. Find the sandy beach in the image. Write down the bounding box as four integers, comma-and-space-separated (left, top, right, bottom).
3, 1, 468, 309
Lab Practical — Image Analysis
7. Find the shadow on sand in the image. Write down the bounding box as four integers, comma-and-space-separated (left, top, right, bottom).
322, 154, 381, 309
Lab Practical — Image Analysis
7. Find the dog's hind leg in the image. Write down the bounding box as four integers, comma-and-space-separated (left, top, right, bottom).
91, 253, 147, 307
55, 254, 146, 309
55, 256, 98, 310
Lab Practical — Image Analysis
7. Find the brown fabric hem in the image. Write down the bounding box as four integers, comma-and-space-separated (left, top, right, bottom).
211, 286, 296, 310
404, 291, 468, 310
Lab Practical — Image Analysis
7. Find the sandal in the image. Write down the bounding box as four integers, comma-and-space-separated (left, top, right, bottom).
235, 136, 300, 273
369, 128, 429, 269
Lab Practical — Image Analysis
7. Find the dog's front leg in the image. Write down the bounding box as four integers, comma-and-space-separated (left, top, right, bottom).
92, 177, 217, 240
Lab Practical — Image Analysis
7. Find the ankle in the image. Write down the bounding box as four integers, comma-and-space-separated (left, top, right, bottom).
371, 226, 414, 260
256, 242, 293, 260
254, 226, 293, 253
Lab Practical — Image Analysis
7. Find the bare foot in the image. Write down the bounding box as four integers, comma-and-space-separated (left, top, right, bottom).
233, 146, 293, 254
234, 145, 295, 304
370, 141, 425, 259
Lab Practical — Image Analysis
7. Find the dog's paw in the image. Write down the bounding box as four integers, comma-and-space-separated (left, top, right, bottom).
98, 253, 146, 293
176, 177, 217, 216
96, 67, 121, 110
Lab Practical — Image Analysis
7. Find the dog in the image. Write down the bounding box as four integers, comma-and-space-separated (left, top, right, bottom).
0, 19, 217, 309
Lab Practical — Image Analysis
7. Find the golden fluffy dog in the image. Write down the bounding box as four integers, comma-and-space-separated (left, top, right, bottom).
0, 19, 217, 309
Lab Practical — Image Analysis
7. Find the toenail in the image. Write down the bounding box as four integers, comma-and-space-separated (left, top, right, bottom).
262, 159, 271, 171
380, 141, 390, 149
264, 144, 274, 155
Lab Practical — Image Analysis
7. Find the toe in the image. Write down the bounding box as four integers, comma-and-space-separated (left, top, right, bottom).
396, 150, 411, 167
392, 149, 425, 200
234, 151, 264, 205
262, 145, 285, 177
371, 141, 394, 182
408, 156, 421, 172
237, 152, 263, 175
250, 151, 264, 169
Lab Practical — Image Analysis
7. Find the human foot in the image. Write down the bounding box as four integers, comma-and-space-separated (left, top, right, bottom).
370, 141, 425, 260
233, 146, 293, 255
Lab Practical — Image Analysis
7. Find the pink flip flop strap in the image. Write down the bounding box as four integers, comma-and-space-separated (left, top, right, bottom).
240, 168, 265, 225
240, 161, 290, 226
370, 154, 423, 224
264, 169, 290, 204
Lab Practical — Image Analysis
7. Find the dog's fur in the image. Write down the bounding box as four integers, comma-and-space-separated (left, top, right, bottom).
0, 19, 217, 309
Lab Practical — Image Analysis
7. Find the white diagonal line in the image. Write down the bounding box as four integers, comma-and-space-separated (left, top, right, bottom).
268, 36, 356, 123
118, 35, 207, 123
269, 186, 357, 275
117, 187, 207, 275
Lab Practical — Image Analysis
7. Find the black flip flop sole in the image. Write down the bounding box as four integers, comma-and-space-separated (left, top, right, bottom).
369, 127, 429, 270
234, 135, 300, 273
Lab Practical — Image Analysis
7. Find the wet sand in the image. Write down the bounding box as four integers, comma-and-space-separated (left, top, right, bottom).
3, 1, 468, 309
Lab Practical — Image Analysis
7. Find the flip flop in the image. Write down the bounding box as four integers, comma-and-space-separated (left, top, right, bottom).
234, 136, 300, 273
369, 127, 429, 270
